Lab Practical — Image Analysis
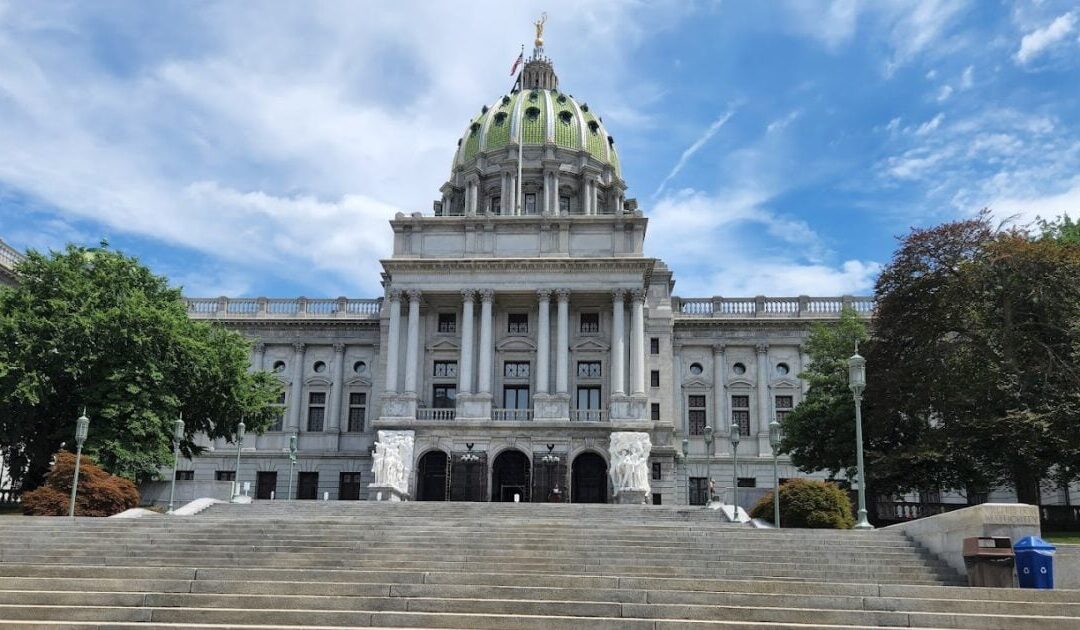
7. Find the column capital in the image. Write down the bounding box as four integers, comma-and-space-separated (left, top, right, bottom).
333, 342, 346, 354
406, 289, 422, 303
253, 342, 266, 354
712, 343, 725, 355
292, 342, 306, 354
461, 288, 477, 302
387, 288, 403, 302
479, 288, 495, 302
536, 288, 552, 302
630, 288, 646, 303
611, 288, 627, 302
555, 288, 571, 302
756, 342, 769, 354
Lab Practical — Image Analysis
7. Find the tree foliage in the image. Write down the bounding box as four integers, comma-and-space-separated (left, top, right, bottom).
21, 450, 139, 516
0, 244, 282, 489
749, 479, 854, 529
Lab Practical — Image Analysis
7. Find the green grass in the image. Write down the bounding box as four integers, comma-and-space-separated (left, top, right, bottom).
1043, 532, 1080, 545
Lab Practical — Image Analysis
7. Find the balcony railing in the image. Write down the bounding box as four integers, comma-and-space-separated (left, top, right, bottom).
0, 239, 24, 271
673, 295, 874, 319
416, 408, 456, 421
571, 409, 607, 422
492, 408, 534, 422
185, 296, 382, 320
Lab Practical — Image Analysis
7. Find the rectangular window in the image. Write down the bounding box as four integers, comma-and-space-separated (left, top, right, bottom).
432, 385, 457, 409
503, 385, 530, 410
651, 462, 662, 481
576, 361, 601, 378
650, 337, 660, 355
775, 395, 794, 423
688, 394, 707, 436
270, 392, 286, 431
307, 392, 326, 432
652, 493, 662, 505
731, 395, 751, 436
577, 385, 602, 410
215, 470, 236, 482
525, 193, 537, 214
175, 470, 194, 481
650, 402, 660, 421
689, 477, 708, 506
738, 477, 757, 488
650, 370, 660, 388
437, 312, 456, 333
504, 361, 530, 379
347, 392, 367, 432
579, 312, 600, 334
559, 195, 570, 214
433, 360, 458, 378
489, 196, 501, 214
507, 313, 528, 334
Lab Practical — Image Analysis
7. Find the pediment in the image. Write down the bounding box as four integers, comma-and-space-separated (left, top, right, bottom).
726, 377, 754, 389
497, 337, 537, 352
571, 338, 610, 352
681, 376, 712, 389
427, 338, 461, 352
305, 376, 332, 386
772, 377, 801, 389
345, 376, 373, 388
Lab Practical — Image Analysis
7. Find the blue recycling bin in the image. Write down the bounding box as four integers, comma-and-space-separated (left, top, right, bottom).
1015, 536, 1056, 589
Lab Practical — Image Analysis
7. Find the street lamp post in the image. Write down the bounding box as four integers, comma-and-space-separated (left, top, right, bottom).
769, 419, 782, 528
167, 415, 185, 514
232, 419, 246, 499
703, 425, 714, 503
287, 434, 297, 500
729, 422, 741, 516
68, 410, 90, 518
848, 348, 873, 530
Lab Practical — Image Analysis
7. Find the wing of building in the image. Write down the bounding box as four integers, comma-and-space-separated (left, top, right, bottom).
179, 44, 874, 506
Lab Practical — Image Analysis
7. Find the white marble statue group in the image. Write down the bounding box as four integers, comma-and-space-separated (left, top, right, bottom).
609, 432, 651, 496
371, 430, 415, 495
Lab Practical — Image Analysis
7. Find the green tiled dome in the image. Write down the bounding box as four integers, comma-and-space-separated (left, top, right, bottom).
453, 88, 620, 176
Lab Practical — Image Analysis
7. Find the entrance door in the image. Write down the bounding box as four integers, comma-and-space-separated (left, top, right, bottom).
256, 471, 277, 500
339, 472, 362, 500
491, 450, 530, 502
297, 472, 319, 500
572, 452, 608, 503
417, 451, 449, 501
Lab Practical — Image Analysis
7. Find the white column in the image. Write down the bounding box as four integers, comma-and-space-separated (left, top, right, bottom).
610, 289, 626, 396
630, 289, 646, 396
591, 179, 599, 215
253, 343, 266, 371
553, 171, 562, 214
555, 289, 570, 395
384, 290, 402, 393
288, 343, 306, 432
459, 290, 476, 394
477, 289, 494, 395
713, 344, 727, 454
543, 172, 551, 216
800, 345, 810, 394
756, 343, 771, 442
403, 290, 422, 395
536, 289, 551, 395
468, 180, 478, 215
329, 343, 346, 433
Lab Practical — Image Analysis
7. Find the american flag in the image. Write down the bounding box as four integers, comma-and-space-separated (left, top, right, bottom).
510, 51, 524, 76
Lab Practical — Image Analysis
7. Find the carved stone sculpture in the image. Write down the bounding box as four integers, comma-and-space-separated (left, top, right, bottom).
371, 430, 415, 495
609, 431, 651, 498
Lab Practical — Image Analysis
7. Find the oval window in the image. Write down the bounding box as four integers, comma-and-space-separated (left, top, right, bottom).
559, 110, 573, 125
353, 361, 367, 374
313, 361, 326, 373
689, 363, 703, 376
272, 360, 286, 373
776, 363, 790, 376
732, 362, 746, 375
525, 106, 541, 119
493, 112, 507, 126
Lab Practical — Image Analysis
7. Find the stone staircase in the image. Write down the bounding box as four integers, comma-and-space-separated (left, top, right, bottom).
0, 501, 1077, 628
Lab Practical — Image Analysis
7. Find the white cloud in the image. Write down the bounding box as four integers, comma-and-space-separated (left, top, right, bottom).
652, 110, 735, 198
915, 113, 945, 135
990, 180, 1080, 227
936, 85, 954, 101
644, 189, 879, 296
1015, 11, 1076, 64
959, 65, 975, 89
766, 110, 801, 134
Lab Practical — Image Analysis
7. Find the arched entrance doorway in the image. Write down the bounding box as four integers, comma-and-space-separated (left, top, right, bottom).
416, 451, 448, 501
572, 452, 608, 503
491, 449, 530, 502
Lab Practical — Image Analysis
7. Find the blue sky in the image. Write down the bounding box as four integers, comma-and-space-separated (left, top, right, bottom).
1, 1, 1078, 298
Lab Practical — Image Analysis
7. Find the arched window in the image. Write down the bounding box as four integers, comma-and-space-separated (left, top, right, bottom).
493, 112, 507, 126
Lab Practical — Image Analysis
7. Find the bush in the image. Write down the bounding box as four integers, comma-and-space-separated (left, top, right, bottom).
21, 451, 139, 517
749, 478, 854, 529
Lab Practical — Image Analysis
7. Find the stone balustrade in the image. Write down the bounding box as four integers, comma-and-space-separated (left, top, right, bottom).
416, 408, 456, 421
184, 296, 383, 320
0, 239, 25, 271
492, 408, 534, 422
673, 295, 874, 319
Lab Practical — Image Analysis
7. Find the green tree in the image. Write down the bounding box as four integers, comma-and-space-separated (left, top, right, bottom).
0, 244, 282, 489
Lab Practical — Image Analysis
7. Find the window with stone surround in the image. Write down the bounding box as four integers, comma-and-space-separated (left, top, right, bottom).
650, 370, 660, 388
775, 395, 794, 424
525, 193, 537, 214
508, 313, 528, 334
688, 394, 707, 435
306, 392, 326, 432
504, 361, 530, 379
433, 360, 458, 378
489, 196, 501, 214
432, 384, 456, 409
347, 392, 367, 432
650, 337, 660, 354
652, 462, 662, 480
559, 195, 571, 214
175, 470, 194, 481
503, 385, 530, 410
577, 361, 601, 378
650, 402, 660, 421
577, 385, 601, 411
269, 392, 285, 431
215, 470, 235, 482
437, 312, 456, 333
579, 312, 600, 334
731, 395, 751, 436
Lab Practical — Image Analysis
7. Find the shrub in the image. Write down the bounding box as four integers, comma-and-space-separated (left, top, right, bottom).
749, 478, 854, 529
21, 451, 139, 517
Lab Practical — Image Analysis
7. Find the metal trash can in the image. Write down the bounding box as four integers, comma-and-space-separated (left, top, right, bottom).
1015, 536, 1056, 589
962, 536, 1015, 588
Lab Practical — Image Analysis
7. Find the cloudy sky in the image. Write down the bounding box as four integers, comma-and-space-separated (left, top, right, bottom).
1, 1, 1078, 298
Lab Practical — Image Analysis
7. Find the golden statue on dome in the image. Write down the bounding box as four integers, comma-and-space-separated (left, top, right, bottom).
534, 13, 547, 48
